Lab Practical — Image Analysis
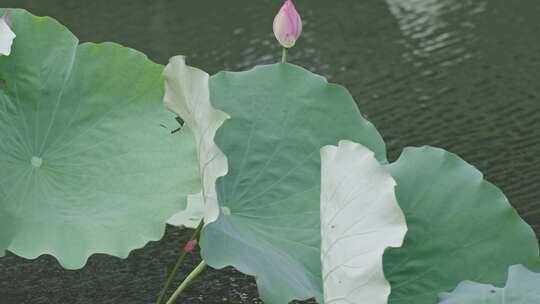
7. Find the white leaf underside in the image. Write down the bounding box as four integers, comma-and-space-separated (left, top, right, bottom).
320, 140, 407, 304
163, 56, 229, 225
0, 16, 15, 56
167, 192, 204, 228
439, 265, 540, 303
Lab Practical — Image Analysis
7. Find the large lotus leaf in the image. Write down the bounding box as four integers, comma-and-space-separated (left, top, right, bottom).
384, 147, 540, 304
200, 63, 387, 304
439, 265, 540, 303
163, 56, 229, 225
0, 9, 200, 268
320, 140, 407, 304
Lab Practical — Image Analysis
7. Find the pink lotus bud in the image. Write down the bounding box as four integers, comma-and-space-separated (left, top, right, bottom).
0, 11, 16, 56
184, 239, 198, 253
273, 0, 302, 48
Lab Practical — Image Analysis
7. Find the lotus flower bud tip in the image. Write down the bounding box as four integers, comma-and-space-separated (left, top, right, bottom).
273, 0, 302, 48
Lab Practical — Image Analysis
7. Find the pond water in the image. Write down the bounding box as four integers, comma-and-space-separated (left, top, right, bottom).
1, 0, 539, 303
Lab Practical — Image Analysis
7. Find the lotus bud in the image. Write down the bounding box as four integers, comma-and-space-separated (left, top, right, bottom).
0, 11, 16, 56
273, 0, 302, 48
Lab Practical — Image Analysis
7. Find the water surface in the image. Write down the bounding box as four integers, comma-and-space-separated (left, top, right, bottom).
1, 0, 539, 303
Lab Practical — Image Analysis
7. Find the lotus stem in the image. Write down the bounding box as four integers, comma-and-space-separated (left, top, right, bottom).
155, 219, 204, 304
165, 261, 207, 304
282, 48, 288, 63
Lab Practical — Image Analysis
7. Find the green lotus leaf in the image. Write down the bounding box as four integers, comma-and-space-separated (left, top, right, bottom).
384, 147, 540, 304
320, 140, 407, 304
439, 265, 540, 303
200, 63, 387, 304
0, 9, 200, 268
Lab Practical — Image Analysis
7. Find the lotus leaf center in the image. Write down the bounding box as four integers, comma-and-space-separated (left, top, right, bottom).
31, 156, 43, 168
221, 206, 231, 216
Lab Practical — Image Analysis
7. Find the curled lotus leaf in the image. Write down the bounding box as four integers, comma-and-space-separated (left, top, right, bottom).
320, 140, 407, 304
163, 56, 229, 226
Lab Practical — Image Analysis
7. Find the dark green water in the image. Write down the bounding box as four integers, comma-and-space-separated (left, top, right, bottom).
1, 0, 539, 303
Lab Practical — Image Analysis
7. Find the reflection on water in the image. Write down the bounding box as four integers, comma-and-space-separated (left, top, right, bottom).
1, 0, 539, 302
386, 0, 485, 65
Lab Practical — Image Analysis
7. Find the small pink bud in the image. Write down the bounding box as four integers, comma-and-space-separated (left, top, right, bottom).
184, 239, 198, 253
273, 0, 302, 48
